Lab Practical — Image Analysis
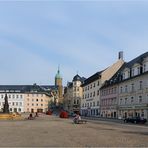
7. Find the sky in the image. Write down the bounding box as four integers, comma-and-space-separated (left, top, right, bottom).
0, 0, 148, 86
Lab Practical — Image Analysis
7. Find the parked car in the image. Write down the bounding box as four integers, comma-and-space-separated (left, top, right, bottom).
124, 117, 147, 124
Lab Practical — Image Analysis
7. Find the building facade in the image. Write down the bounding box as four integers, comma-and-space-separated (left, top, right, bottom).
0, 84, 54, 113
81, 53, 124, 117
100, 52, 148, 120
100, 83, 119, 118
63, 74, 84, 114
118, 52, 148, 119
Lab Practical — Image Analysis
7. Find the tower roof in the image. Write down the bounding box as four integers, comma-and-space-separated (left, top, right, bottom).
55, 67, 62, 79
73, 74, 82, 82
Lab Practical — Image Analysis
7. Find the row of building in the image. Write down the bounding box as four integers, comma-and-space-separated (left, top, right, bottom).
63, 52, 148, 120
0, 69, 63, 113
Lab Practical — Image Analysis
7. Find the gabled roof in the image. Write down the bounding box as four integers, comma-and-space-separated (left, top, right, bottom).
100, 52, 148, 89
81, 70, 104, 87
125, 52, 148, 69
0, 84, 57, 96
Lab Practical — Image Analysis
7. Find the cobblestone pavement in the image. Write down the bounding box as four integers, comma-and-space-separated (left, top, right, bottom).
0, 114, 148, 147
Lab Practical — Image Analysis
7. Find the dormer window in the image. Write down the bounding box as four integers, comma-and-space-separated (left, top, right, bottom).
132, 68, 134, 76
123, 73, 125, 79
137, 67, 140, 75
143, 64, 146, 72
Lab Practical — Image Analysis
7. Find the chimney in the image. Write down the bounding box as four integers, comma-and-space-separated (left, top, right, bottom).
118, 51, 123, 60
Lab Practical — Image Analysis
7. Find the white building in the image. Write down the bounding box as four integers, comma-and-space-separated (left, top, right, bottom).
118, 52, 148, 119
0, 86, 25, 113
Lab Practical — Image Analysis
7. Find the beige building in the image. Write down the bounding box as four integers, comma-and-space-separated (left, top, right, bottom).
63, 74, 84, 114
81, 52, 124, 116
24, 92, 53, 113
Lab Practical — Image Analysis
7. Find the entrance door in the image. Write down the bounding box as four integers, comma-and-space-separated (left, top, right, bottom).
31, 109, 34, 113
37, 109, 43, 113
14, 108, 17, 113
114, 112, 116, 118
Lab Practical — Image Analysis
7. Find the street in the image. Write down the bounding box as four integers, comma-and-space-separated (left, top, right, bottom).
0, 114, 147, 147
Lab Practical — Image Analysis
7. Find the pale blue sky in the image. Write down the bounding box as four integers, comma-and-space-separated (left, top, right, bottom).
0, 1, 148, 85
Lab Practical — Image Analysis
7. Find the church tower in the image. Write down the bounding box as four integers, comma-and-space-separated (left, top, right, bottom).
55, 67, 63, 104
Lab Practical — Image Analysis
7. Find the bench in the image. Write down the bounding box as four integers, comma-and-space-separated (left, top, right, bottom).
77, 119, 87, 124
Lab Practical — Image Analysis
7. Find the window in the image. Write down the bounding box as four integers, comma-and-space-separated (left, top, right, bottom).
27, 103, 29, 106
90, 102, 92, 107
88, 86, 89, 90
98, 81, 99, 86
10, 108, 12, 111
77, 87, 79, 91
93, 102, 95, 107
132, 69, 134, 76
20, 95, 22, 98
90, 93, 92, 97
97, 90, 99, 96
137, 67, 140, 75
143, 64, 146, 72
123, 73, 125, 79
120, 87, 122, 93
120, 98, 122, 104
111, 88, 113, 94
41, 104, 43, 106
9, 95, 11, 98
139, 96, 142, 103
87, 103, 89, 107
131, 97, 134, 103
90, 84, 92, 89
97, 101, 99, 106
36, 104, 38, 106
77, 100, 79, 104
36, 99, 38, 102
93, 91, 95, 97
87, 93, 89, 98
139, 81, 143, 90
74, 100, 76, 104
12, 102, 15, 106
125, 85, 128, 93
32, 99, 34, 101
13, 95, 15, 98
1, 95, 3, 98
16, 95, 19, 98
125, 98, 127, 104
32, 103, 34, 106
93, 83, 95, 87
41, 99, 43, 102
74, 87, 76, 91
131, 84, 134, 92
20, 102, 22, 106
19, 108, 21, 112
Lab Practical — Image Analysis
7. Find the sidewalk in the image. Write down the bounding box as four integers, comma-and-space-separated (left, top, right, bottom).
82, 116, 148, 125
